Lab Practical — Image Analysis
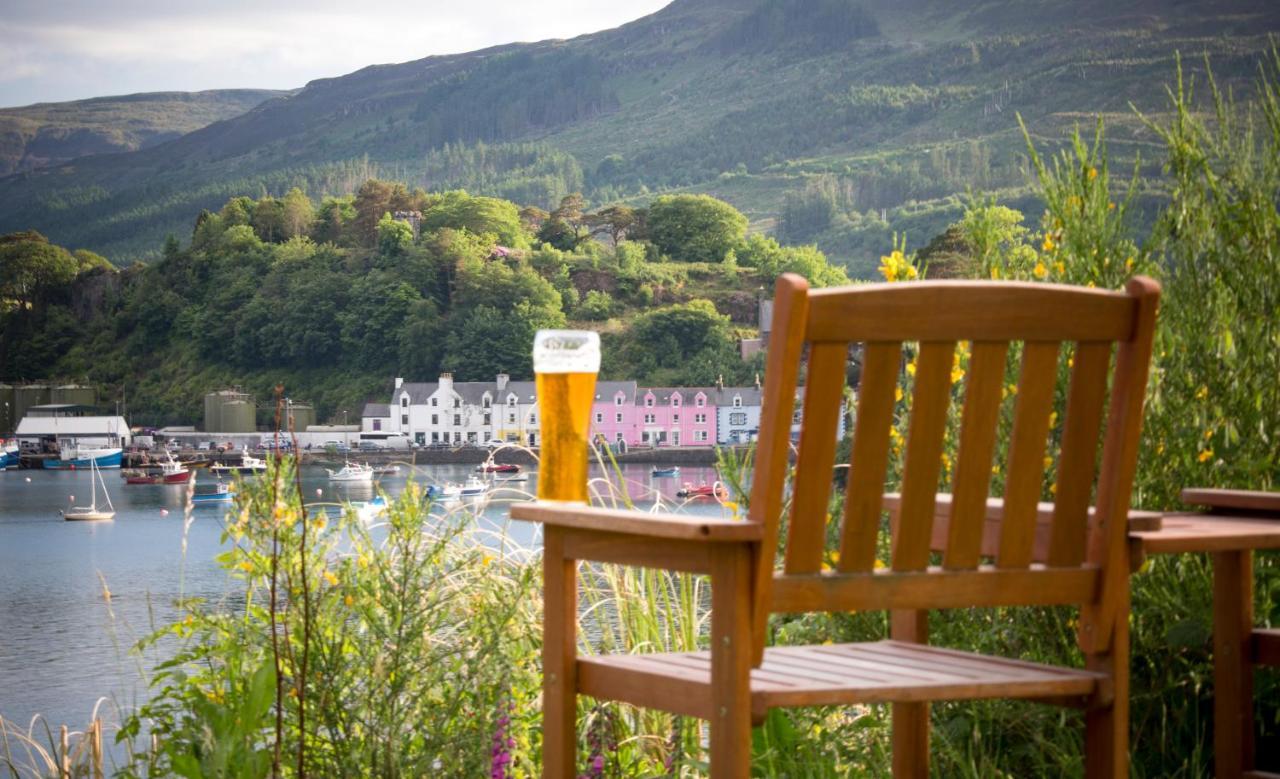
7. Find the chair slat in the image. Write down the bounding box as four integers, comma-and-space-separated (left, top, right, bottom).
1048, 342, 1112, 566
997, 342, 1061, 568
893, 341, 955, 572
786, 342, 849, 574
838, 341, 902, 573
944, 342, 1009, 570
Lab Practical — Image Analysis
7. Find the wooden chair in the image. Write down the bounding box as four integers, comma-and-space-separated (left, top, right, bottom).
512, 272, 1160, 777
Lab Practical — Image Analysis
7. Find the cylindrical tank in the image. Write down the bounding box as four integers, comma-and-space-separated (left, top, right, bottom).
204, 390, 256, 433
287, 403, 316, 433
220, 400, 257, 433
14, 385, 51, 423
51, 384, 96, 407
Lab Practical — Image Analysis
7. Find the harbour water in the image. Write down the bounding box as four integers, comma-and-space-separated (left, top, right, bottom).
0, 461, 728, 747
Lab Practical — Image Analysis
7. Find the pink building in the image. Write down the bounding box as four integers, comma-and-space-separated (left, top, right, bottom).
589, 381, 639, 448
636, 387, 717, 447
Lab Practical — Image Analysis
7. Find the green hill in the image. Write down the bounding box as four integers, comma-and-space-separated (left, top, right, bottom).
0, 89, 289, 175
0, 0, 1277, 273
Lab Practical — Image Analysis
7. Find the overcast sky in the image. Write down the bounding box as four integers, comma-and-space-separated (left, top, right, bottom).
0, 1, 672, 108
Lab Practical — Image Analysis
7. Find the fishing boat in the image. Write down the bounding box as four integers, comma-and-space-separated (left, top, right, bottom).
0, 441, 18, 469
459, 476, 489, 497
677, 482, 727, 499
123, 453, 190, 485
210, 448, 267, 475
492, 473, 529, 484
373, 464, 401, 476
191, 482, 233, 505
427, 483, 462, 500
477, 462, 520, 473
327, 462, 374, 483
44, 443, 123, 470
651, 466, 680, 478
62, 459, 115, 521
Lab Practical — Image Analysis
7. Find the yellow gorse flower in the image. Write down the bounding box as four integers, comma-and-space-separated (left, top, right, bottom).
1195, 385, 1209, 400
323, 570, 339, 586
1033, 261, 1047, 279
1198, 449, 1214, 463
1041, 235, 1055, 252
878, 249, 918, 282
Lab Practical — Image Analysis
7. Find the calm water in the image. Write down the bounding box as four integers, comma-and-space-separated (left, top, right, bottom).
0, 461, 726, 741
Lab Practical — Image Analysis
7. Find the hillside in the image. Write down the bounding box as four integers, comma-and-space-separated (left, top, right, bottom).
0, 89, 289, 176
0, 0, 1278, 272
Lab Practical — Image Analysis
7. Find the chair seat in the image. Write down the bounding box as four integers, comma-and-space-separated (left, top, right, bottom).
578, 640, 1107, 721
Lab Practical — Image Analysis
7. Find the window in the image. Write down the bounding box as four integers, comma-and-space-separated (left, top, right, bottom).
644, 413, 656, 424
696, 396, 705, 407
695, 413, 706, 424
673, 413, 680, 423
616, 433, 624, 443
641, 432, 651, 443
401, 414, 408, 426
508, 413, 516, 424
453, 432, 461, 443
733, 396, 742, 408
615, 395, 624, 406
400, 396, 408, 408
730, 412, 747, 425
431, 414, 438, 425
508, 395, 517, 407
415, 433, 425, 445
672, 395, 681, 407
483, 413, 491, 425
453, 399, 460, 409
467, 432, 477, 443
432, 432, 439, 442
431, 398, 438, 407
483, 397, 491, 408
695, 430, 708, 442
373, 420, 382, 431
616, 413, 623, 424
645, 396, 654, 408
453, 414, 461, 426
595, 412, 603, 423
529, 414, 537, 425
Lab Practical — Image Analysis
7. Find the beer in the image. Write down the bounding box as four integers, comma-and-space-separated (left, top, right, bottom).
533, 331, 600, 502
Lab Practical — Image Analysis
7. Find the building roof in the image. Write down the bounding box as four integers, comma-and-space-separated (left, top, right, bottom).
594, 381, 637, 401
397, 383, 437, 405
717, 387, 763, 406
639, 387, 717, 404
362, 403, 390, 418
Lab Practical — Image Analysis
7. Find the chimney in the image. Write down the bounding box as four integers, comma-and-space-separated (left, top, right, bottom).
394, 377, 404, 390
716, 373, 724, 390
496, 373, 509, 391
754, 373, 761, 390
439, 373, 453, 394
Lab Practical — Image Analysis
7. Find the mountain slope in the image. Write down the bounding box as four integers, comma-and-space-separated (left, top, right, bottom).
1, 0, 1277, 269
0, 89, 289, 176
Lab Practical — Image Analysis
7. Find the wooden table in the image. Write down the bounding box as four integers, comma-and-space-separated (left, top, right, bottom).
1129, 489, 1280, 779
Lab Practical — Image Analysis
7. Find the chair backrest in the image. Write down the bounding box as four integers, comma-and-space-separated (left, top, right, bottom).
745, 273, 1159, 662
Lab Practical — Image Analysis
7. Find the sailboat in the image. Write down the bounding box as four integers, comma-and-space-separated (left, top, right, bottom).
62, 458, 116, 521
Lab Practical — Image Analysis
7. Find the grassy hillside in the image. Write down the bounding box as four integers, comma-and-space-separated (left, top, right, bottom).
0, 0, 1277, 272
0, 89, 288, 175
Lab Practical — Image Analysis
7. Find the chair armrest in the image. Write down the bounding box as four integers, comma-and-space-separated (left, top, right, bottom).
510, 502, 762, 543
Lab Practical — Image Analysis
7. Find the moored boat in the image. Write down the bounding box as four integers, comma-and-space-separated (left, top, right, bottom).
210, 448, 267, 475
62, 459, 116, 521
427, 483, 462, 500
327, 462, 374, 483
191, 482, 234, 505
459, 476, 489, 497
477, 462, 520, 473
677, 482, 727, 499
373, 464, 401, 476
44, 445, 123, 470
651, 466, 680, 478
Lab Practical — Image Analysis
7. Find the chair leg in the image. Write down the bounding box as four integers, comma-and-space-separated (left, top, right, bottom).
1084, 584, 1129, 778
543, 529, 578, 779
709, 545, 753, 779
890, 609, 929, 778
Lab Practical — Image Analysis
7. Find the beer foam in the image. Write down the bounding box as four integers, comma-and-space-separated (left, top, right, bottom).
533, 330, 601, 373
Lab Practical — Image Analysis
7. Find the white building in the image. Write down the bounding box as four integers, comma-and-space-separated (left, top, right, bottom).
716, 387, 762, 445
15, 404, 131, 449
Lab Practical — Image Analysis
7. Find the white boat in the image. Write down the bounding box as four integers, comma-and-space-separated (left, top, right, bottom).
211, 447, 268, 475
459, 476, 489, 497
327, 462, 374, 483
355, 495, 389, 522
493, 473, 529, 484
428, 483, 461, 500
373, 464, 401, 476
63, 458, 115, 521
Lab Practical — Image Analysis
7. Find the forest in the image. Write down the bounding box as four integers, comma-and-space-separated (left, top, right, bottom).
0, 186, 847, 426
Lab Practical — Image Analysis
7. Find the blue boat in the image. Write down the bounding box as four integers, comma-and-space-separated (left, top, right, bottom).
0, 446, 18, 470
651, 466, 680, 478
191, 483, 234, 505
43, 446, 123, 470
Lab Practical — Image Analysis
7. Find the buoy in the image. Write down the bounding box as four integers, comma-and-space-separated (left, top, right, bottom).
160, 509, 169, 517
316, 488, 323, 497
25, 476, 31, 482
69, 495, 75, 501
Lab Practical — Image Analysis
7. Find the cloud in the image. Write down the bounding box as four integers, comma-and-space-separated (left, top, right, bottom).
0, 1, 671, 106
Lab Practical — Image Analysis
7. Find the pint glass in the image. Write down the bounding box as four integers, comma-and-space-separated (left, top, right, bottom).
533, 330, 600, 502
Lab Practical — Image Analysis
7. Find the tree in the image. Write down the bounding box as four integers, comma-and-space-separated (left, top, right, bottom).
0, 231, 78, 312
614, 299, 745, 385
420, 191, 526, 247
587, 205, 637, 246
377, 213, 415, 257
354, 180, 411, 245
281, 188, 315, 239
443, 301, 565, 380
314, 196, 357, 245
252, 197, 285, 243
736, 234, 847, 287
647, 194, 748, 263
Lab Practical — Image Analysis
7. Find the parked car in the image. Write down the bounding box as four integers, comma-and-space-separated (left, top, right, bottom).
323, 440, 350, 452
357, 440, 384, 451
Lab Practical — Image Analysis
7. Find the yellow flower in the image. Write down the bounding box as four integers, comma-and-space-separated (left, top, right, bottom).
1108, 201, 1116, 210
344, 594, 355, 607
1049, 483, 1058, 495
1125, 257, 1135, 270
239, 560, 253, 572
1203, 429, 1214, 440
1156, 442, 1165, 455
991, 465, 1000, 476
950, 366, 965, 384
878, 249, 917, 283
1043, 456, 1054, 469
1198, 449, 1214, 463
1195, 386, 1209, 400
874, 559, 887, 570
323, 570, 339, 586
1054, 261, 1065, 275
1033, 261, 1047, 279
1087, 166, 1098, 180
481, 554, 495, 567
894, 386, 903, 403
906, 361, 916, 377
1042, 235, 1055, 252
990, 265, 1001, 280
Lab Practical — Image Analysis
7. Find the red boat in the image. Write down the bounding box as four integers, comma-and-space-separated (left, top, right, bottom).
477, 463, 520, 473
677, 482, 727, 499
123, 454, 191, 484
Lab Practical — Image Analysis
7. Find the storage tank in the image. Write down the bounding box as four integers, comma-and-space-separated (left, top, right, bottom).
204, 390, 256, 433
51, 384, 96, 407
287, 403, 316, 433
14, 385, 51, 423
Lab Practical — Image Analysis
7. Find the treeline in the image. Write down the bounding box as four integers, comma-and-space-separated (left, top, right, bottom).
0, 185, 848, 424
